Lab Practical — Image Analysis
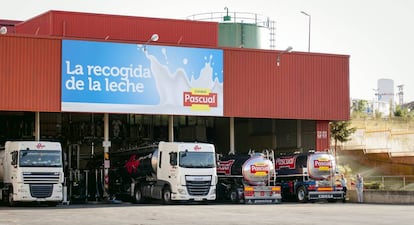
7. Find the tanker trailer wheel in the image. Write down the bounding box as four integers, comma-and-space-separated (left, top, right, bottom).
133, 186, 144, 204
229, 190, 239, 203
296, 186, 308, 203
162, 187, 172, 205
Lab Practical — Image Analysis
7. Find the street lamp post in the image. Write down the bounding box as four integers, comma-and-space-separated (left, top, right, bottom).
301, 11, 311, 52
276, 46, 293, 66
144, 33, 159, 51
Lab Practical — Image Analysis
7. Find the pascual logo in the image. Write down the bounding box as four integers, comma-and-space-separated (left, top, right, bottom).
250, 164, 269, 174
217, 160, 235, 175
183, 88, 217, 111
314, 160, 332, 168
275, 157, 296, 170
36, 143, 46, 149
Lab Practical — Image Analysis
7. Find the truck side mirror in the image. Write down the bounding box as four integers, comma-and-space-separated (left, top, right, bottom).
169, 152, 177, 166
11, 151, 18, 167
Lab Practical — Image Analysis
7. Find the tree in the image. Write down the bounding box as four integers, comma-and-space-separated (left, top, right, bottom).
351, 99, 369, 118
394, 105, 413, 118
330, 121, 356, 161
354, 100, 368, 113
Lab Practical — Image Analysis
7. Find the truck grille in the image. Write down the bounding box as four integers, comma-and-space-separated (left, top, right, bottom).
30, 184, 53, 198
185, 176, 211, 196
22, 172, 61, 183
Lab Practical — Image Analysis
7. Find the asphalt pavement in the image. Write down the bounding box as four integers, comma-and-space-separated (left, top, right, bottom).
1, 202, 414, 225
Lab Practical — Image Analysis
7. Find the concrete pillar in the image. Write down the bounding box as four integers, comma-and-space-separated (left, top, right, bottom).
297, 120, 302, 150
103, 113, 110, 198
35, 112, 40, 141
229, 117, 235, 154
169, 115, 174, 142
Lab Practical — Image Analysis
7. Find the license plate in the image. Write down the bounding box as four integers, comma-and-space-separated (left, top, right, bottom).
318, 194, 333, 198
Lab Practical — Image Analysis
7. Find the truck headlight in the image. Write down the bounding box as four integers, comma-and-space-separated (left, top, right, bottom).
178, 188, 186, 195
17, 185, 28, 193
210, 187, 216, 195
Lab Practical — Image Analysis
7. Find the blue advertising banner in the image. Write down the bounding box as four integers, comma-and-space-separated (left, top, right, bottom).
61, 40, 223, 116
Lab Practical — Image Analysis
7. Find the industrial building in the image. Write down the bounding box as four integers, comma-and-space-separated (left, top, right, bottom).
0, 10, 349, 201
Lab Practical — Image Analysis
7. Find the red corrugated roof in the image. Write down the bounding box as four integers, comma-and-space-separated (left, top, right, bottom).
0, 19, 22, 33
15, 10, 218, 47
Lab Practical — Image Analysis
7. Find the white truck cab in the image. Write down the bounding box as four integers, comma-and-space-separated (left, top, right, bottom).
130, 141, 217, 203
0, 141, 64, 206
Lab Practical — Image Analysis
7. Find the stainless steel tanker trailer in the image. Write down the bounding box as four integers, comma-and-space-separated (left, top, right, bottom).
216, 150, 282, 204
275, 151, 345, 203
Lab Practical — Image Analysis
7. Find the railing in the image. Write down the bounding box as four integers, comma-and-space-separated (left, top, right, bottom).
363, 175, 414, 191
186, 11, 272, 28
351, 117, 414, 130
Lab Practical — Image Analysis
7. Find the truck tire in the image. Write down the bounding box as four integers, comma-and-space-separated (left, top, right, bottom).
296, 186, 308, 203
8, 188, 16, 207
229, 190, 239, 203
1, 190, 7, 205
162, 187, 172, 205
133, 186, 144, 204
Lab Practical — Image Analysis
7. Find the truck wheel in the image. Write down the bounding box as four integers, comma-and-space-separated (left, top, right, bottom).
162, 187, 172, 205
133, 186, 143, 204
1, 190, 7, 205
296, 187, 307, 203
8, 189, 16, 207
229, 190, 239, 203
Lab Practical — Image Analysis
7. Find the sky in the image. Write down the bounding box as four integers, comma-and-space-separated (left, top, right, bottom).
2, 0, 414, 103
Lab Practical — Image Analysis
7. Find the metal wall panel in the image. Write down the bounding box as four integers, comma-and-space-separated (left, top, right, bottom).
223, 48, 350, 121
16, 11, 218, 47
0, 36, 349, 120
316, 120, 331, 151
0, 36, 61, 112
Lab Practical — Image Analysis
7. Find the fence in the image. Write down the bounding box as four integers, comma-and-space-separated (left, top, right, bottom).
351, 117, 414, 130
364, 175, 414, 191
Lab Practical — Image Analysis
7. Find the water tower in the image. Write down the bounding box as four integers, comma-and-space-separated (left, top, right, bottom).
377, 78, 394, 104
187, 8, 276, 50
397, 84, 404, 105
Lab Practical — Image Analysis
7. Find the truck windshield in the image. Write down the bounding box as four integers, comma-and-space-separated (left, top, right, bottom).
179, 151, 216, 168
19, 150, 62, 167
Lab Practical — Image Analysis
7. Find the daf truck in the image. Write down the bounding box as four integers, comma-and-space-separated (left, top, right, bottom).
110, 141, 217, 204
0, 141, 64, 206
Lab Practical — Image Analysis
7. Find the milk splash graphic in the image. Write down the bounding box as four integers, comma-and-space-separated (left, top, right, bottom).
140, 45, 223, 116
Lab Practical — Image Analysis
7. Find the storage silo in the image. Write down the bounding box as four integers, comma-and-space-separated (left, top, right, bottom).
187, 10, 275, 49
377, 78, 394, 104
